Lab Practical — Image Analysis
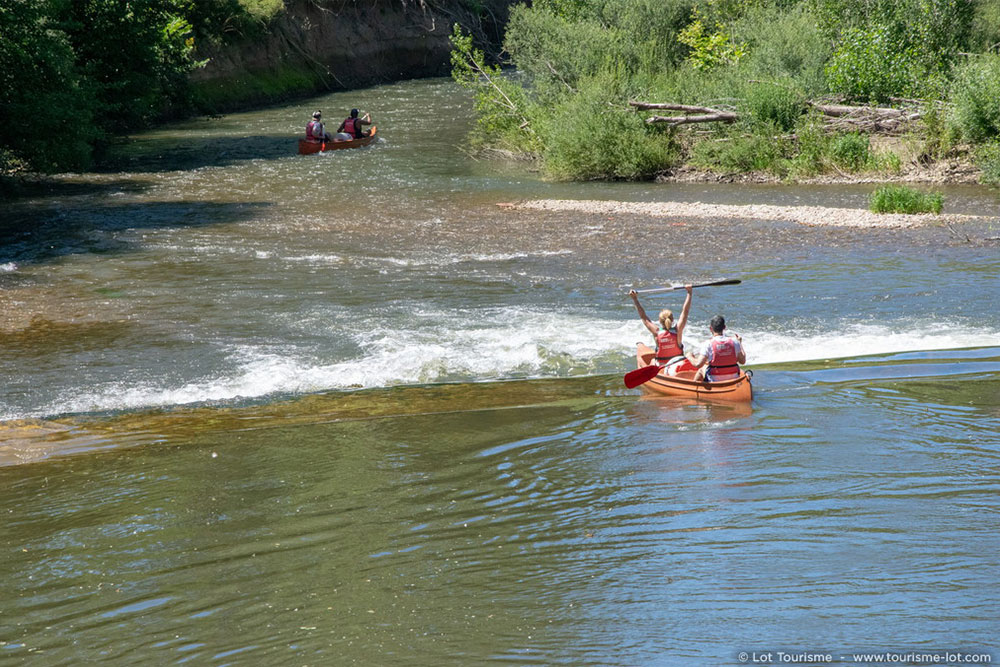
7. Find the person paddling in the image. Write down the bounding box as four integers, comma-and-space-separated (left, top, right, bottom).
337, 108, 372, 139
629, 284, 692, 376
306, 110, 332, 142
686, 315, 746, 382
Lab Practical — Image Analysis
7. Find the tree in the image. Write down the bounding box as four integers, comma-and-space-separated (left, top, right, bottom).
0, 0, 96, 172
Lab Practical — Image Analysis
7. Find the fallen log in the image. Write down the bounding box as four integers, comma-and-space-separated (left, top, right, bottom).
629, 100, 740, 125
629, 101, 732, 113
644, 112, 740, 126
630, 99, 927, 133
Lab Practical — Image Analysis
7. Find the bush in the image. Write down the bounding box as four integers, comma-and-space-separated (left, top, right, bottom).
825, 25, 922, 103
828, 133, 871, 170
539, 75, 679, 180
504, 5, 630, 102
743, 82, 803, 132
733, 4, 829, 95
869, 185, 944, 214
690, 131, 788, 174
950, 54, 1000, 143
973, 141, 1000, 185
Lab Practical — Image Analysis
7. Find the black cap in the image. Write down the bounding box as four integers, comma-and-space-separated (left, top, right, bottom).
350, 109, 359, 118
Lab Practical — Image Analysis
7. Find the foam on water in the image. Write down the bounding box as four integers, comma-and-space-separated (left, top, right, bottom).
24, 310, 1000, 418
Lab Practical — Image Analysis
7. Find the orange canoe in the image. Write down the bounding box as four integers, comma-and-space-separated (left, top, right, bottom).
634, 343, 752, 403
298, 126, 377, 154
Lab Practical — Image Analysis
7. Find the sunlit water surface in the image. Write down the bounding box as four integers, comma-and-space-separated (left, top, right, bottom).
2, 78, 999, 664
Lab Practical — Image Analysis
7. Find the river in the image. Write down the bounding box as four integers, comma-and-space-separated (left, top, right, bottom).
1, 78, 999, 665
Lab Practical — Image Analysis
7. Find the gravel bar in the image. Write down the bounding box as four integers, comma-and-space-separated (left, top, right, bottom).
507, 199, 985, 228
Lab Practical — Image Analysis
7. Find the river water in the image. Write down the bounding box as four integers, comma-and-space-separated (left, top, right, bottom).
2, 78, 999, 664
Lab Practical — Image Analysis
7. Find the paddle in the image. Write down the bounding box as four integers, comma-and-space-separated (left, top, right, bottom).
624, 362, 668, 389
632, 278, 741, 296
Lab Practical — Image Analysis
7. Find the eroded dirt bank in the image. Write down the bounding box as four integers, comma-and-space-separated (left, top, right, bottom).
191, 0, 513, 109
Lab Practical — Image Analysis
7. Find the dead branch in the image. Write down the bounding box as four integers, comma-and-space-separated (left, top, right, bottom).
645, 112, 740, 126
630, 101, 732, 114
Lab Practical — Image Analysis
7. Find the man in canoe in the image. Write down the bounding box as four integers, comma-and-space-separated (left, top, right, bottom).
306, 111, 332, 142
686, 315, 746, 382
337, 108, 372, 139
628, 284, 693, 376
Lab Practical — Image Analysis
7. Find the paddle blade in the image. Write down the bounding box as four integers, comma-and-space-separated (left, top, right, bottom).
624, 364, 663, 388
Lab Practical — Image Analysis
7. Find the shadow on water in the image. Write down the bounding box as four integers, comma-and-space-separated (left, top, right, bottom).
1, 177, 153, 203
0, 200, 272, 267
93, 134, 300, 173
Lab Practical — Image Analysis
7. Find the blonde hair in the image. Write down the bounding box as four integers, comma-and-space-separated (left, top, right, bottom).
658, 309, 674, 330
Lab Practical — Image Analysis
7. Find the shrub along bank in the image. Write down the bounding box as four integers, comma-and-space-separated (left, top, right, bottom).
451, 0, 1000, 184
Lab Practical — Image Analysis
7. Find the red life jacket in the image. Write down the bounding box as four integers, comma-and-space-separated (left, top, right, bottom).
708, 337, 740, 378
655, 329, 683, 361
343, 117, 357, 137
306, 120, 323, 141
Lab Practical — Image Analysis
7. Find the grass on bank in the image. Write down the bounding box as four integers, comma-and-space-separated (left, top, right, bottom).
869, 185, 943, 214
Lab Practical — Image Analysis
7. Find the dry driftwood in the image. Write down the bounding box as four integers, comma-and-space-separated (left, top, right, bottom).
630, 99, 927, 134
629, 100, 739, 125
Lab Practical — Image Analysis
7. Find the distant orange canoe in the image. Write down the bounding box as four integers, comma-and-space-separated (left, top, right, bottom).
298, 126, 377, 154
635, 343, 752, 403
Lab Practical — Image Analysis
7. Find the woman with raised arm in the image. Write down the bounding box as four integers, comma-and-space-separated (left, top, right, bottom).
628, 284, 692, 376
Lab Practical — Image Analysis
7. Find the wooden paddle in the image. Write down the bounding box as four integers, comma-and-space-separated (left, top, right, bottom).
632, 278, 741, 296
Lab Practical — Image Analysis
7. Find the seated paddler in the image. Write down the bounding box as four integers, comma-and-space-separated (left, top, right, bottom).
306, 110, 332, 142
687, 315, 746, 382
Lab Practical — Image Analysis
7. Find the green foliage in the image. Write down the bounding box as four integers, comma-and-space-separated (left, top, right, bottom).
784, 115, 831, 177
950, 53, 1000, 143
690, 131, 789, 174
0, 0, 96, 172
451, 24, 540, 154
742, 81, 803, 132
815, 0, 971, 102
539, 75, 679, 180
456, 0, 991, 180
825, 25, 922, 103
179, 0, 285, 44
0, 0, 213, 174
189, 63, 318, 112
973, 141, 1000, 185
677, 13, 747, 71
530, 0, 594, 22
731, 4, 829, 94
919, 101, 959, 159
970, 1, 1000, 52
869, 184, 944, 214
503, 5, 628, 101
828, 133, 871, 170
67, 0, 202, 133
607, 0, 697, 71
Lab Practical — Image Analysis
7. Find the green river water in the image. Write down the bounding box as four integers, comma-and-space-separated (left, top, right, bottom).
1, 78, 999, 665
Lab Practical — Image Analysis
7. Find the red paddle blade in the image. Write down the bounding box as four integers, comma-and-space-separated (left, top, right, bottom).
624, 364, 663, 389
